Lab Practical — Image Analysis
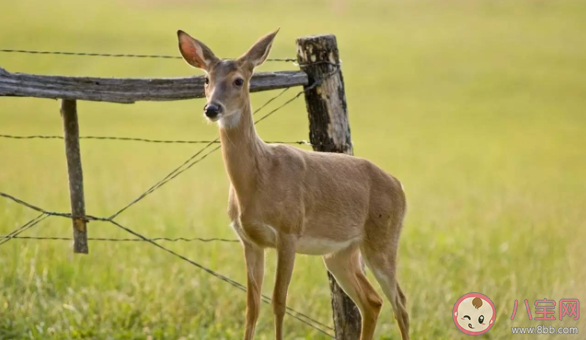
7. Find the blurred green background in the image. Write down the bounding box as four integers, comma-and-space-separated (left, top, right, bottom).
1, 0, 585, 339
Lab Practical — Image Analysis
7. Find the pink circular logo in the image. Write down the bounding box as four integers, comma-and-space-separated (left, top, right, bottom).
453, 292, 496, 335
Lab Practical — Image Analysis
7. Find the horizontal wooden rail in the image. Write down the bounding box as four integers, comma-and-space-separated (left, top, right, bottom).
0, 67, 308, 103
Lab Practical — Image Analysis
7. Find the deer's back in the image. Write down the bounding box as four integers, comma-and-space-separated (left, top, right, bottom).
258, 144, 405, 242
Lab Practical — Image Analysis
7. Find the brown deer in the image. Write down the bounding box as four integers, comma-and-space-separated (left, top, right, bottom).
177, 29, 409, 340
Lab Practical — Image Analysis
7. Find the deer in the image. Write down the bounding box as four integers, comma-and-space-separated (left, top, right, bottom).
176, 29, 409, 340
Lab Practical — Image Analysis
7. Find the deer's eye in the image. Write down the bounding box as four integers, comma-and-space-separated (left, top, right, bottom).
204, 77, 210, 85
234, 78, 244, 87
478, 315, 484, 324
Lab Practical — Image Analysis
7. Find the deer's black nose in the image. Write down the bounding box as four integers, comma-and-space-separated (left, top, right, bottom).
204, 103, 221, 118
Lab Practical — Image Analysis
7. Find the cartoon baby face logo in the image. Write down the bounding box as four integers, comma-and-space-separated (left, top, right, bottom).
453, 293, 496, 335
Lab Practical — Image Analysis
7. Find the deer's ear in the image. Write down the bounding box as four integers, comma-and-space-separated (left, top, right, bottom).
177, 30, 219, 71
238, 29, 279, 70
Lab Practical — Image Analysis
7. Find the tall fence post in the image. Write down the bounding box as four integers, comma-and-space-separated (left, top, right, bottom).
296, 34, 361, 340
60, 99, 89, 254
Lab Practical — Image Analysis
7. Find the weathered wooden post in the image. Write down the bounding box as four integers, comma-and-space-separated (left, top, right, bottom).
60, 99, 88, 254
296, 34, 361, 340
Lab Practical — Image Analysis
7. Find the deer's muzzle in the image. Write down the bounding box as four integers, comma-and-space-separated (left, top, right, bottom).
204, 103, 222, 119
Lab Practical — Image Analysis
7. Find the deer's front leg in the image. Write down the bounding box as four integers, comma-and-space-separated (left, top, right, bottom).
243, 242, 265, 340
273, 235, 296, 340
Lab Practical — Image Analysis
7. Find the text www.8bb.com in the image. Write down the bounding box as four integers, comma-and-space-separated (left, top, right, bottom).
511, 325, 578, 335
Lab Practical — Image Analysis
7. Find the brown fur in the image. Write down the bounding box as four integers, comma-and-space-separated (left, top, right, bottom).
177, 29, 410, 340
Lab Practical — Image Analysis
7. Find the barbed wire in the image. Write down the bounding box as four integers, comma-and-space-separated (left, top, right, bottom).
253, 87, 291, 112
0, 49, 296, 62
105, 77, 329, 219
0, 192, 108, 222
2, 66, 339, 226
0, 213, 49, 246
0, 192, 334, 336
109, 67, 339, 219
1, 235, 239, 243
107, 219, 335, 336
0, 63, 342, 337
0, 134, 311, 146
255, 65, 340, 125
107, 142, 221, 220
254, 86, 312, 125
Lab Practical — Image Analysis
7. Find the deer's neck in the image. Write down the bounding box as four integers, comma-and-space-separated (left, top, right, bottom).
219, 102, 268, 200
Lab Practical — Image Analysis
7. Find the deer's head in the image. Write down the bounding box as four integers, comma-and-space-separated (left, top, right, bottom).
177, 29, 278, 128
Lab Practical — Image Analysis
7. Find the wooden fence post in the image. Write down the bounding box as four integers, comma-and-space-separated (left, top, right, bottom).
296, 34, 361, 340
60, 99, 88, 254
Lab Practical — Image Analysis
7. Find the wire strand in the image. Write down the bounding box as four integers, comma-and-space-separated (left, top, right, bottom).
0, 192, 108, 221
107, 219, 335, 336
0, 134, 310, 146
108, 86, 300, 219
0, 191, 336, 335
0, 49, 296, 62
0, 214, 49, 246
109, 67, 339, 218
1, 235, 239, 243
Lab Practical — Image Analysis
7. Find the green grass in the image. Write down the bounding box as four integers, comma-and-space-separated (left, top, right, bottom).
1, 0, 585, 339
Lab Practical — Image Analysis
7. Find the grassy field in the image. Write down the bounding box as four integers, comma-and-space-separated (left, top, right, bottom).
1, 0, 585, 339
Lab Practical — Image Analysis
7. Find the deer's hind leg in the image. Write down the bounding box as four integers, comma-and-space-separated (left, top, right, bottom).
361, 239, 410, 340
323, 245, 383, 340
